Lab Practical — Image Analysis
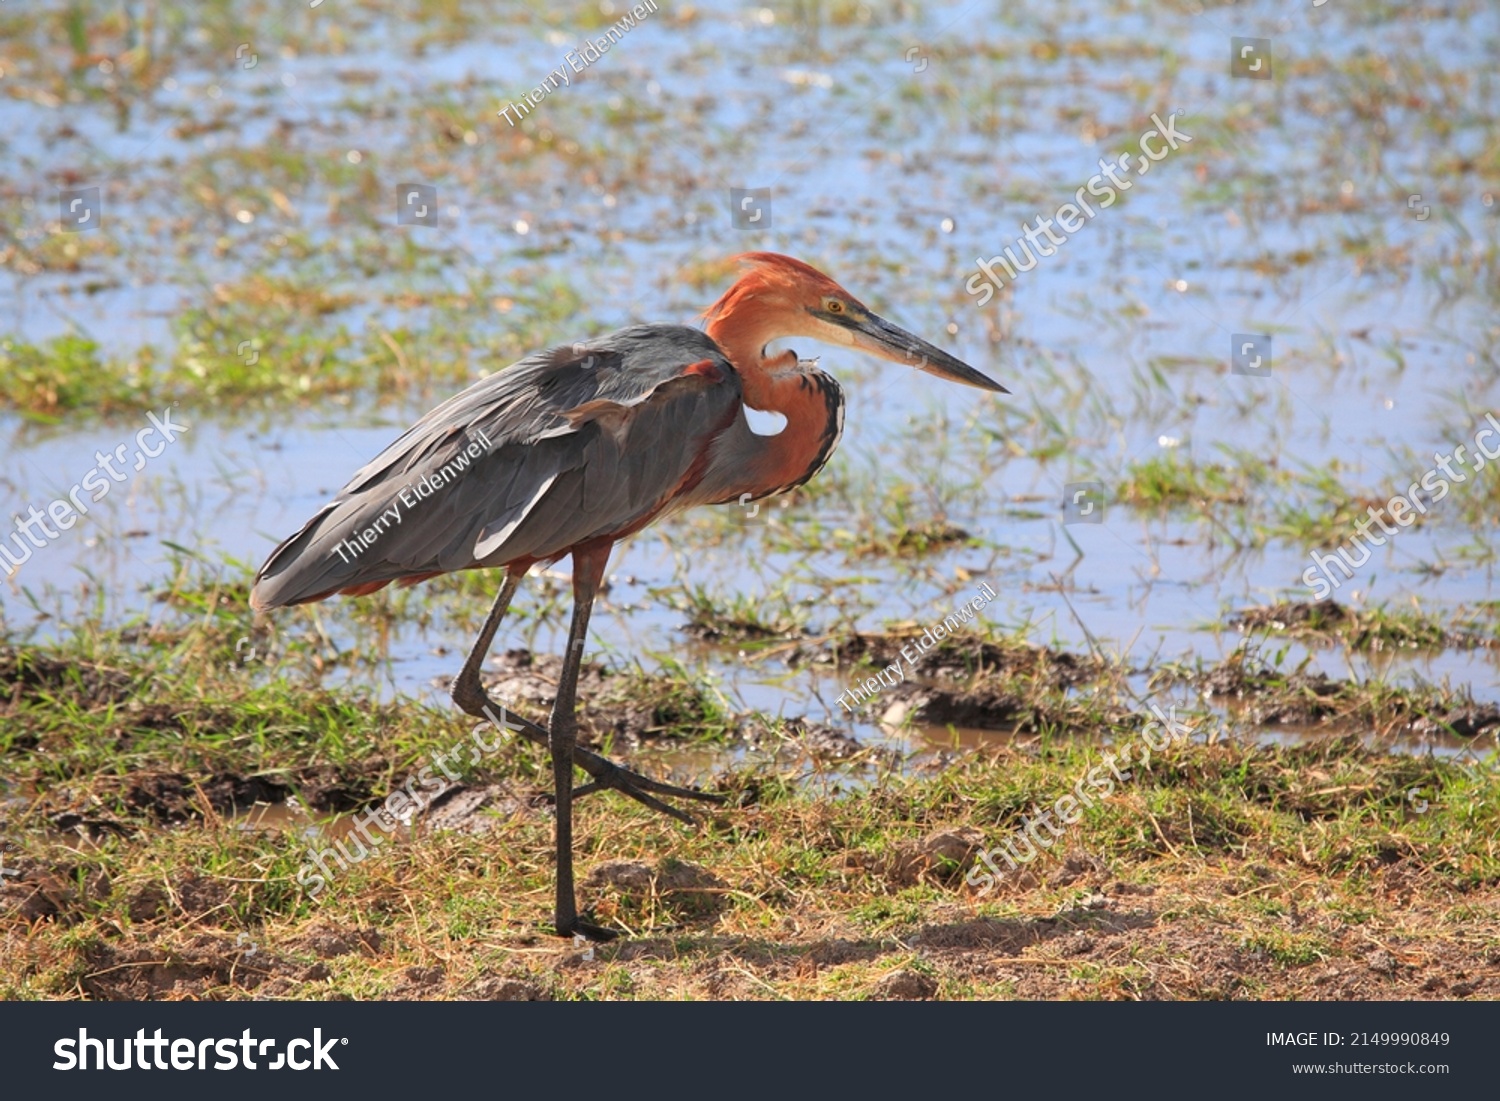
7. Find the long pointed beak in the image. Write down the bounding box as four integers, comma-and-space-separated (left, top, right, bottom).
849, 312, 1009, 393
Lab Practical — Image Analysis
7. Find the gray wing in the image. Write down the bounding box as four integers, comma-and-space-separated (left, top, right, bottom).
250, 325, 741, 609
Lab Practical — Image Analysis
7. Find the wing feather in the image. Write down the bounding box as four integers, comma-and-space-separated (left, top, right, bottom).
250, 326, 740, 609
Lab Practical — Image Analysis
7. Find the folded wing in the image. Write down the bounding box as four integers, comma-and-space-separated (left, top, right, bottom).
250, 325, 741, 609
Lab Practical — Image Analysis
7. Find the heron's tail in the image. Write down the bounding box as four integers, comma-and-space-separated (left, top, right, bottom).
249, 499, 420, 610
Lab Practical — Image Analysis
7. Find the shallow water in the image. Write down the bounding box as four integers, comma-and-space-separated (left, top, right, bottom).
2, 0, 1497, 757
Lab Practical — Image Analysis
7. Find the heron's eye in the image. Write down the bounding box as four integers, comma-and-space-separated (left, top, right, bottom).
825, 298, 845, 314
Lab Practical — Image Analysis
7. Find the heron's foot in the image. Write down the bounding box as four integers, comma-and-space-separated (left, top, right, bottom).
571, 754, 726, 826
555, 917, 621, 944
452, 684, 725, 823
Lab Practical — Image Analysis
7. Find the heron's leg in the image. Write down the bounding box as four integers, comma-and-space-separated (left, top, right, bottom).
450, 572, 727, 826
548, 543, 612, 941
451, 569, 524, 721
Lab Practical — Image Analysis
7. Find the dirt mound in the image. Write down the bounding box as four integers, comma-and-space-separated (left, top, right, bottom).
0, 646, 135, 711
1230, 600, 1351, 632
1197, 652, 1500, 736
582, 858, 727, 922
795, 632, 1104, 689
81, 935, 331, 1000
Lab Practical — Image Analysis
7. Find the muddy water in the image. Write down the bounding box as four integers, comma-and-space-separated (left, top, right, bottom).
2, 0, 1498, 765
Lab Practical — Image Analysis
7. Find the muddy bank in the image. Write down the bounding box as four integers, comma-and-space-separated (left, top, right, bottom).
5, 698, 1497, 1001
1186, 650, 1500, 739
790, 630, 1107, 688
1228, 600, 1498, 652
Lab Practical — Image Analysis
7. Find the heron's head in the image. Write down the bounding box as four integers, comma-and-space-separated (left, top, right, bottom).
702, 252, 1008, 393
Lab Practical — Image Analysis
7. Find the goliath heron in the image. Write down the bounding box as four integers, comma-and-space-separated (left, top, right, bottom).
250, 252, 1006, 940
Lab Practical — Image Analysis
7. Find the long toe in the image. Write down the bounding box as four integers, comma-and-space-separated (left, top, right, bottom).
556, 917, 621, 943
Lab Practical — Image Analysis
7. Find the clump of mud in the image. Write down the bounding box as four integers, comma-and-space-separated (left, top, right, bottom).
417, 782, 540, 835
1193, 650, 1500, 738
1228, 599, 1494, 651
852, 520, 973, 557
743, 716, 874, 761
1198, 658, 1345, 724
794, 631, 1105, 689
790, 631, 1119, 733
682, 611, 796, 642
880, 684, 1034, 731
124, 773, 293, 822
0, 646, 135, 712
880, 680, 1134, 737
581, 857, 727, 923
1229, 600, 1352, 634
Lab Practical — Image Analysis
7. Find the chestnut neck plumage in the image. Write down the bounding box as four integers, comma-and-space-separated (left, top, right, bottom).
697, 284, 845, 504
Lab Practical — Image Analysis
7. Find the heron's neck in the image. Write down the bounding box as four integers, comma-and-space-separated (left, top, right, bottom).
706, 317, 797, 410
697, 317, 845, 504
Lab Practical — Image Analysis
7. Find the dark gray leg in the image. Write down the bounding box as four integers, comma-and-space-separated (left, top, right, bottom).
449, 565, 725, 939
546, 543, 608, 938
